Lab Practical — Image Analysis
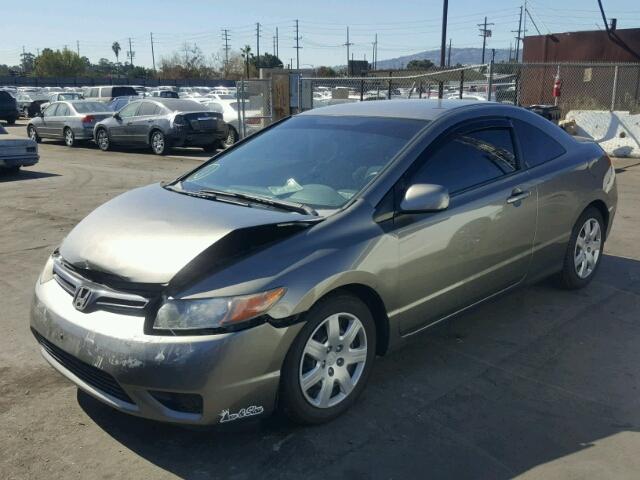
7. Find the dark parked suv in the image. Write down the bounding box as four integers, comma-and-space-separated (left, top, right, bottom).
94, 98, 228, 154
0, 90, 19, 125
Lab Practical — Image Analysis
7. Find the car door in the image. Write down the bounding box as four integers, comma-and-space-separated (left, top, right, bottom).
38, 103, 59, 137
129, 101, 159, 144
391, 119, 538, 335
109, 102, 140, 144
49, 102, 70, 139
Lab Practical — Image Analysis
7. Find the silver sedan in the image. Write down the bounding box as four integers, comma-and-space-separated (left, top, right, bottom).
27, 101, 113, 147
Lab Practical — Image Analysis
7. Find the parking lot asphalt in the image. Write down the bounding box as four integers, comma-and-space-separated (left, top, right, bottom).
2, 119, 640, 480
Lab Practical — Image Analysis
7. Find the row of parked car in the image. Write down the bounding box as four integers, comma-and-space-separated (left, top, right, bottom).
0, 84, 259, 158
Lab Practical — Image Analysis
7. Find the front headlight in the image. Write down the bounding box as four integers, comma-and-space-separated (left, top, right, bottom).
153, 288, 286, 332
39, 254, 55, 284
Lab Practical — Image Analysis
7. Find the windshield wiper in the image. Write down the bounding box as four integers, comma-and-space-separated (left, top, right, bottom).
198, 188, 318, 216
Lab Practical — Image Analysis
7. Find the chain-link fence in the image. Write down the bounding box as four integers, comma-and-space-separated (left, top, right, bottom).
235, 79, 272, 138
300, 65, 493, 111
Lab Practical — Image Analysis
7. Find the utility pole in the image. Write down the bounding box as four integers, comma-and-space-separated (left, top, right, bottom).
508, 42, 513, 62
372, 35, 376, 70
222, 29, 230, 71
447, 38, 452, 66
256, 22, 261, 68
276, 27, 279, 58
513, 6, 523, 62
273, 35, 276, 56
128, 37, 134, 67
76, 40, 80, 57
344, 26, 353, 75
478, 17, 494, 64
294, 19, 301, 71
150, 33, 156, 72
374, 33, 378, 69
439, 0, 449, 98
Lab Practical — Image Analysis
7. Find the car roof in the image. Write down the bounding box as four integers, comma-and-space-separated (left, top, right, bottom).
149, 98, 206, 110
299, 98, 491, 121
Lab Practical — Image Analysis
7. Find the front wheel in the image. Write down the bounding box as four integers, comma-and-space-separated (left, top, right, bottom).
560, 206, 605, 289
27, 125, 41, 143
280, 293, 376, 425
96, 129, 110, 151
150, 130, 168, 155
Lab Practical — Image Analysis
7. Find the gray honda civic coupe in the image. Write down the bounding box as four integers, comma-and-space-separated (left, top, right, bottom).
31, 100, 617, 426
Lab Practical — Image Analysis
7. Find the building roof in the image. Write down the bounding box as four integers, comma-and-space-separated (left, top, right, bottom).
299, 99, 484, 120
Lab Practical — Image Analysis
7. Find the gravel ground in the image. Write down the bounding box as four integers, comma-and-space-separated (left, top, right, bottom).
2, 120, 640, 480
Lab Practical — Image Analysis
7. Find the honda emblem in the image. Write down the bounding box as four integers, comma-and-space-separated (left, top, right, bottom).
73, 286, 93, 311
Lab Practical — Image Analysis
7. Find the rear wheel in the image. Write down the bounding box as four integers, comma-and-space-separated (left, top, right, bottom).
560, 207, 605, 289
63, 127, 75, 147
96, 128, 110, 151
150, 130, 168, 155
6, 117, 17, 126
202, 143, 219, 153
27, 125, 40, 143
222, 126, 238, 149
280, 293, 376, 425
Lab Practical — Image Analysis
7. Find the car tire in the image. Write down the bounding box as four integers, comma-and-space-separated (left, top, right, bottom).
150, 130, 168, 155
2, 165, 20, 174
560, 206, 605, 289
222, 126, 238, 149
6, 117, 17, 125
280, 293, 376, 425
96, 128, 110, 151
27, 125, 41, 143
63, 127, 75, 147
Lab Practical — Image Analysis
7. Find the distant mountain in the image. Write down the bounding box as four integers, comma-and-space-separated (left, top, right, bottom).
375, 48, 512, 69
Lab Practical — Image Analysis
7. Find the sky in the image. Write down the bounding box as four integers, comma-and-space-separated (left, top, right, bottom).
1, 0, 638, 68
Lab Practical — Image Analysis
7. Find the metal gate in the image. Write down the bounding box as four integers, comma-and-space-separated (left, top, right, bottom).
235, 79, 273, 138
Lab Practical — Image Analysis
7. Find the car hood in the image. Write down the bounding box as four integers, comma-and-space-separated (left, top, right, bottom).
59, 183, 317, 284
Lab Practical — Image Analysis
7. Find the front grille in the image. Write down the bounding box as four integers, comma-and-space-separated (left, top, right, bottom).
33, 329, 134, 404
52, 255, 152, 314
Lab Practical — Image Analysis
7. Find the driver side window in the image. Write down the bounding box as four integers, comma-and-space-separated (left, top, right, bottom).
118, 102, 140, 118
43, 104, 58, 117
409, 127, 517, 195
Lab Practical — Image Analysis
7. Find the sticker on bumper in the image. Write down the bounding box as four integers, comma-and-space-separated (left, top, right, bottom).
219, 405, 264, 423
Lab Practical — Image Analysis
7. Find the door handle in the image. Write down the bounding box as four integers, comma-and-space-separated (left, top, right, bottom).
507, 189, 531, 204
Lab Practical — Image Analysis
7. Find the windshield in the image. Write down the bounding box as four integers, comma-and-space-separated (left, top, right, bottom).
180, 115, 426, 210
72, 102, 111, 113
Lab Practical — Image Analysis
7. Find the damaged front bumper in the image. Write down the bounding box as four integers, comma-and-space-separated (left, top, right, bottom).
30, 278, 303, 425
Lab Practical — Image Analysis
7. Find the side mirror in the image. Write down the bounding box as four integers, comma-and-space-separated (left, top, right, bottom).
112, 112, 121, 120
400, 184, 449, 213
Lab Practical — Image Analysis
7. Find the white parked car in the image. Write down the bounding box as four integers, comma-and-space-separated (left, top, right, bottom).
201, 99, 261, 148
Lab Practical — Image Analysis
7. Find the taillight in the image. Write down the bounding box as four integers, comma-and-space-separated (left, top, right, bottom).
81, 115, 95, 124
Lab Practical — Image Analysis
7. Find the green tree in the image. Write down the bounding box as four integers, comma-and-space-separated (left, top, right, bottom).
240, 45, 253, 78
251, 52, 283, 69
20, 51, 36, 74
406, 59, 434, 70
111, 42, 121, 64
34, 48, 86, 77
315, 66, 337, 77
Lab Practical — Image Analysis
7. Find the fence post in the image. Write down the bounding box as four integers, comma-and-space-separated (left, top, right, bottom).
418, 80, 423, 99
459, 70, 464, 99
360, 79, 364, 101
387, 71, 393, 99
611, 65, 619, 111
487, 61, 494, 101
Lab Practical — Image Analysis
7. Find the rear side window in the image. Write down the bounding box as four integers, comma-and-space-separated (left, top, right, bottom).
56, 104, 70, 116
138, 102, 159, 116
411, 127, 517, 194
513, 119, 566, 167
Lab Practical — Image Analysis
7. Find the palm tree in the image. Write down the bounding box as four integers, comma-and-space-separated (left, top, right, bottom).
240, 45, 252, 78
111, 41, 121, 64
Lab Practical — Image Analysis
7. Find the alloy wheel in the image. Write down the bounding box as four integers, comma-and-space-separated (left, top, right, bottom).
64, 129, 74, 147
97, 130, 109, 150
574, 217, 602, 279
151, 132, 165, 154
28, 126, 38, 141
299, 312, 368, 408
